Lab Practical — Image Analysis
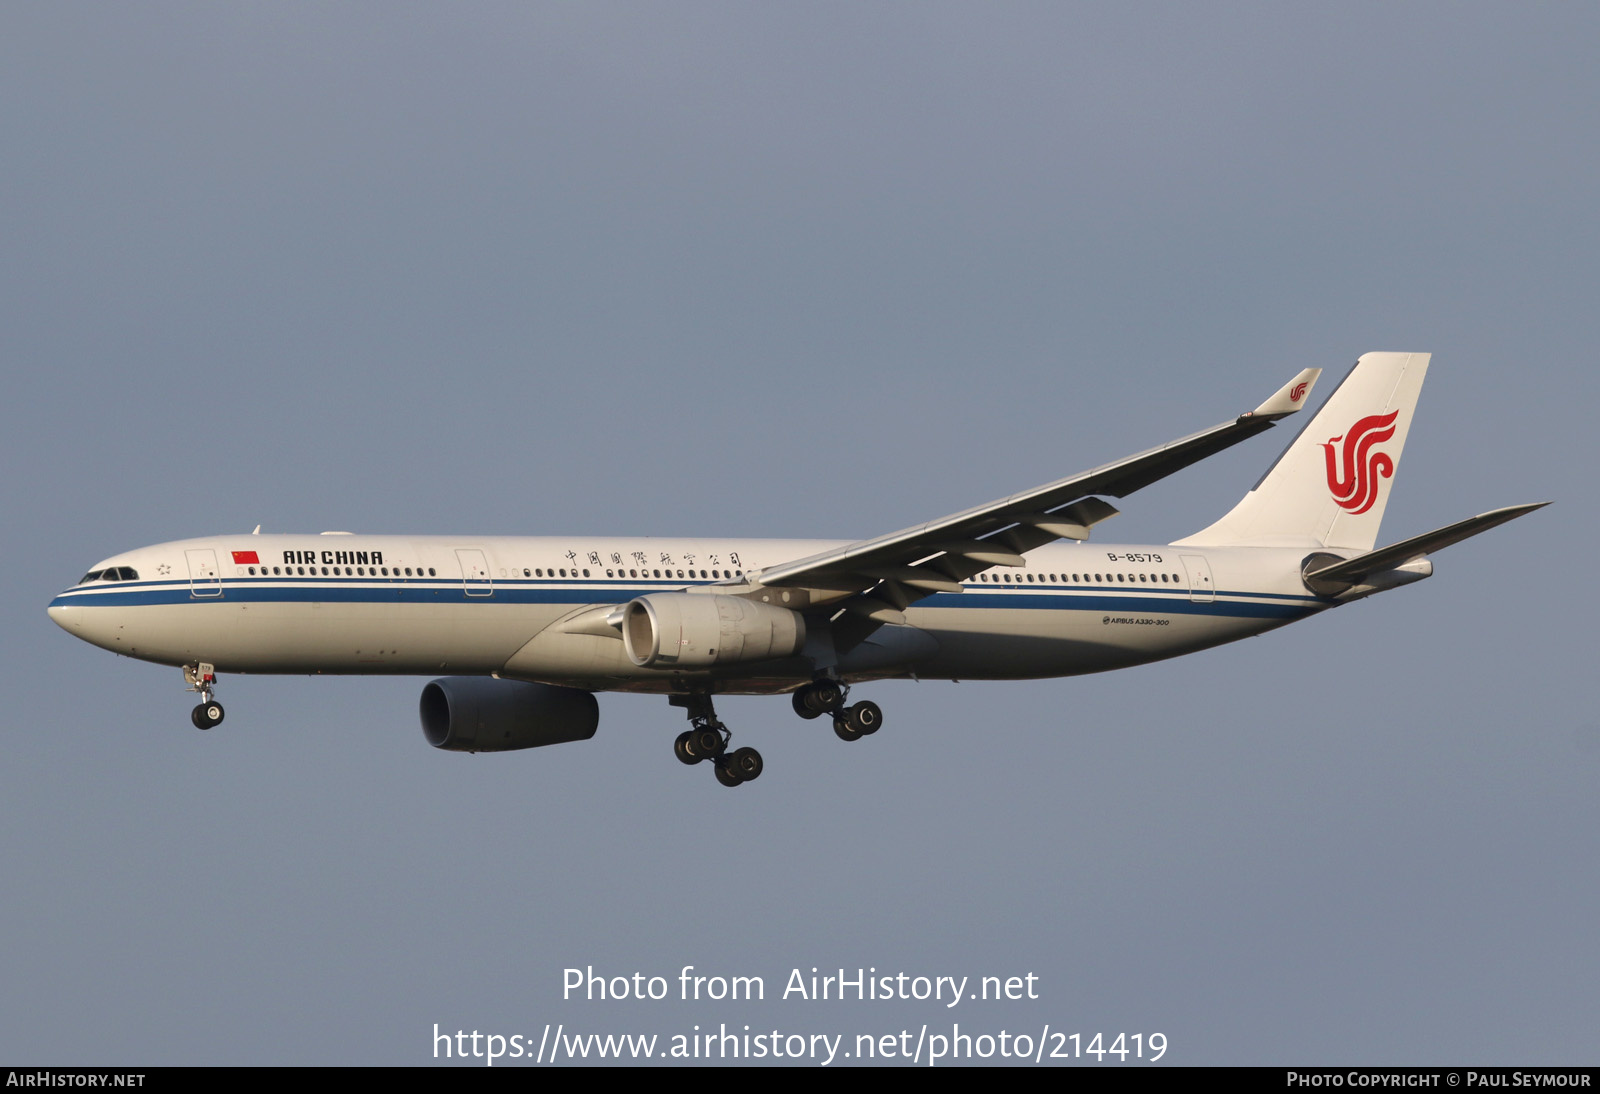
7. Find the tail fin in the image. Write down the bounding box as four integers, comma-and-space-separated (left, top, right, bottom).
1173, 352, 1430, 551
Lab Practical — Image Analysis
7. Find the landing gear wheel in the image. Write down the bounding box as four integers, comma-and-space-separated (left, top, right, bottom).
792, 689, 823, 720
674, 731, 700, 765
810, 680, 844, 714
846, 701, 881, 736
714, 761, 744, 788
728, 746, 763, 782
191, 702, 223, 730
833, 716, 863, 742
795, 679, 846, 719
691, 726, 725, 758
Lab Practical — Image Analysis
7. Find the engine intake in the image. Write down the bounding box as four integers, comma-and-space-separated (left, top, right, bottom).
622, 592, 806, 668
420, 677, 598, 752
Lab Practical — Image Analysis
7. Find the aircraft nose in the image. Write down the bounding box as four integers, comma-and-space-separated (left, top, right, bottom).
48, 595, 119, 653
47, 597, 69, 629
48, 591, 136, 656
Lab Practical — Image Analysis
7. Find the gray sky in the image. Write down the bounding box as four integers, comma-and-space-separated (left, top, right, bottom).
3, 3, 1595, 1065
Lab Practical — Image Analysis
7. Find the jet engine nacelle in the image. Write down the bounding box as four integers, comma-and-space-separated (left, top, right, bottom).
420, 677, 599, 753
622, 592, 806, 668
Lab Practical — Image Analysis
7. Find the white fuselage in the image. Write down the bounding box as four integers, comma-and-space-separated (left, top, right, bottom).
47, 533, 1329, 694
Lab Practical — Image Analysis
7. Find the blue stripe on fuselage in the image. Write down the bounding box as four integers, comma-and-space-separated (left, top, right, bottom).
49, 578, 1322, 620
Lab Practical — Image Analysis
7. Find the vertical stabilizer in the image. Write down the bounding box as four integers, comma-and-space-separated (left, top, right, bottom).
1172, 352, 1430, 551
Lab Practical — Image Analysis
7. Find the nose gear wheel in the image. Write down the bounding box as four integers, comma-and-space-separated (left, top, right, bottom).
183, 663, 225, 730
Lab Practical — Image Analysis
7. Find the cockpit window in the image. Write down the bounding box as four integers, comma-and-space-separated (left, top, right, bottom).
78, 567, 138, 584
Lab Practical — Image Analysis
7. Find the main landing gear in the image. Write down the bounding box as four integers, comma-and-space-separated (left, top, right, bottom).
666, 680, 884, 789
670, 694, 763, 789
184, 662, 225, 730
790, 679, 882, 743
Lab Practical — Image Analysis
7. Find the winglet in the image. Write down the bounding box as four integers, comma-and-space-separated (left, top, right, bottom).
1247, 368, 1321, 420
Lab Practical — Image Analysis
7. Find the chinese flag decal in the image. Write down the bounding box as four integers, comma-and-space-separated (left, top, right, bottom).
232, 550, 260, 565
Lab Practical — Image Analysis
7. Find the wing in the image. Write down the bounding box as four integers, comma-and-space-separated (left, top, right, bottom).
753, 367, 1323, 637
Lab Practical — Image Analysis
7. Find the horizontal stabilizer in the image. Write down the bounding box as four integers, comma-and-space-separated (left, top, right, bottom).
1304, 502, 1549, 592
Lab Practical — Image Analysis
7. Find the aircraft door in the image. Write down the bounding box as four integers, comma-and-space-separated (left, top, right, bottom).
185, 549, 222, 597
1180, 555, 1215, 603
456, 549, 493, 597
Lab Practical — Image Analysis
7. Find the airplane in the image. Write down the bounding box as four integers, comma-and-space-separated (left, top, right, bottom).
47, 352, 1545, 788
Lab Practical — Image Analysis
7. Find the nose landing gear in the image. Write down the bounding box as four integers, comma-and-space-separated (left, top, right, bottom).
184, 662, 224, 730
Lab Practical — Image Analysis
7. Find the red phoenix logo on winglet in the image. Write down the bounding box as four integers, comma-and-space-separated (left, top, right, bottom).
1322, 411, 1398, 514
1290, 382, 1308, 403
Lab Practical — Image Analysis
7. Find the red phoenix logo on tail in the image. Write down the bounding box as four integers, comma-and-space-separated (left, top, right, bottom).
1322, 411, 1398, 514
1290, 382, 1308, 403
